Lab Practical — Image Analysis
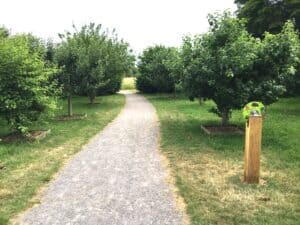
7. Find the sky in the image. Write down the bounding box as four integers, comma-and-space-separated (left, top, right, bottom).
0, 0, 237, 54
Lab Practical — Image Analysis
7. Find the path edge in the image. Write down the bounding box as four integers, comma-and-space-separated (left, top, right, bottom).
140, 93, 190, 225
11, 93, 128, 225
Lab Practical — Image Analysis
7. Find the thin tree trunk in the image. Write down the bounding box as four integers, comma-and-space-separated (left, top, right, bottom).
68, 95, 73, 117
199, 97, 203, 106
221, 109, 229, 126
88, 89, 96, 104
172, 91, 177, 99
89, 95, 95, 104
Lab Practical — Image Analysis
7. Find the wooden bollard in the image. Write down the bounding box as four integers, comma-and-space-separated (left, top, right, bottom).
244, 116, 262, 184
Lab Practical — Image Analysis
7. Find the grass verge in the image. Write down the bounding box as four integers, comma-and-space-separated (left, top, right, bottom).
0, 95, 125, 225
121, 77, 136, 90
146, 94, 300, 225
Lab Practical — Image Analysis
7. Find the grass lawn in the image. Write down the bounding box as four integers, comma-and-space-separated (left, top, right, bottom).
121, 77, 136, 90
0, 95, 125, 225
146, 94, 300, 225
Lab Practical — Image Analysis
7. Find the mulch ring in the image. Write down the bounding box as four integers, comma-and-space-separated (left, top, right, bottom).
0, 129, 51, 143
56, 113, 87, 121
201, 125, 244, 135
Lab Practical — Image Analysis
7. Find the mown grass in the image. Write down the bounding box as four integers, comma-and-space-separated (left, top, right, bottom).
146, 94, 300, 225
0, 95, 125, 225
121, 77, 136, 90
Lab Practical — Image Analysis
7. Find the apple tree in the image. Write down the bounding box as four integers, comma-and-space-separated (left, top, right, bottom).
183, 12, 300, 125
0, 34, 59, 134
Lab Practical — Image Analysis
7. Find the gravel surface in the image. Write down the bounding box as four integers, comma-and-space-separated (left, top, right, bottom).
17, 92, 184, 225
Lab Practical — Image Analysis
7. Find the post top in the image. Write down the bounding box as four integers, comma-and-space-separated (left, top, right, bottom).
243, 101, 265, 120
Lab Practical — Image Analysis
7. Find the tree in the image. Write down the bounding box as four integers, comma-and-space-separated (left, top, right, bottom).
136, 45, 180, 93
235, 1, 300, 96
97, 33, 135, 95
45, 39, 56, 64
0, 34, 58, 134
126, 65, 139, 77
0, 26, 9, 38
235, 0, 300, 37
183, 12, 300, 126
74, 23, 109, 103
55, 34, 79, 116
56, 23, 134, 107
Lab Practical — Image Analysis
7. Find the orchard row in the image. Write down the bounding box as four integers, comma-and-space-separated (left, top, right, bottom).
0, 11, 299, 134
0, 23, 135, 134
136, 12, 300, 125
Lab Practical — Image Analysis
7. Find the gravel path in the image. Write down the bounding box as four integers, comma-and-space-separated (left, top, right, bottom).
17, 92, 184, 225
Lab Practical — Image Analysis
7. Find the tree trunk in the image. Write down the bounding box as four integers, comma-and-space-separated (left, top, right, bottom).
221, 109, 229, 126
89, 96, 95, 104
88, 90, 96, 104
199, 97, 203, 106
68, 95, 73, 117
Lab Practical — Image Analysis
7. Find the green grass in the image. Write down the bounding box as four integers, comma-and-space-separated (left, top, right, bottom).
146, 94, 300, 225
121, 77, 136, 90
0, 95, 125, 225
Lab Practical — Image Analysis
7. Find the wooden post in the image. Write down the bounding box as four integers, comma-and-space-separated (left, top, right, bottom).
244, 116, 262, 184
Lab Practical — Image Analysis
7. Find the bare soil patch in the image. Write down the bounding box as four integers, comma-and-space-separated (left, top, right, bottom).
201, 125, 244, 135
0, 130, 51, 143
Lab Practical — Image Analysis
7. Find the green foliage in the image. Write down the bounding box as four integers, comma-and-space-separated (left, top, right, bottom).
73, 24, 108, 102
55, 35, 78, 94
235, 0, 300, 97
0, 26, 9, 38
45, 39, 56, 64
98, 34, 135, 95
136, 45, 181, 93
25, 34, 47, 58
183, 12, 300, 125
282, 68, 300, 96
126, 65, 139, 77
0, 34, 59, 134
235, 0, 300, 37
56, 23, 134, 105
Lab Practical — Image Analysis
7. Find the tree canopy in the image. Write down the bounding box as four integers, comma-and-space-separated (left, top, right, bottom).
55, 23, 135, 116
0, 34, 59, 134
136, 45, 181, 93
0, 26, 9, 38
235, 0, 300, 37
